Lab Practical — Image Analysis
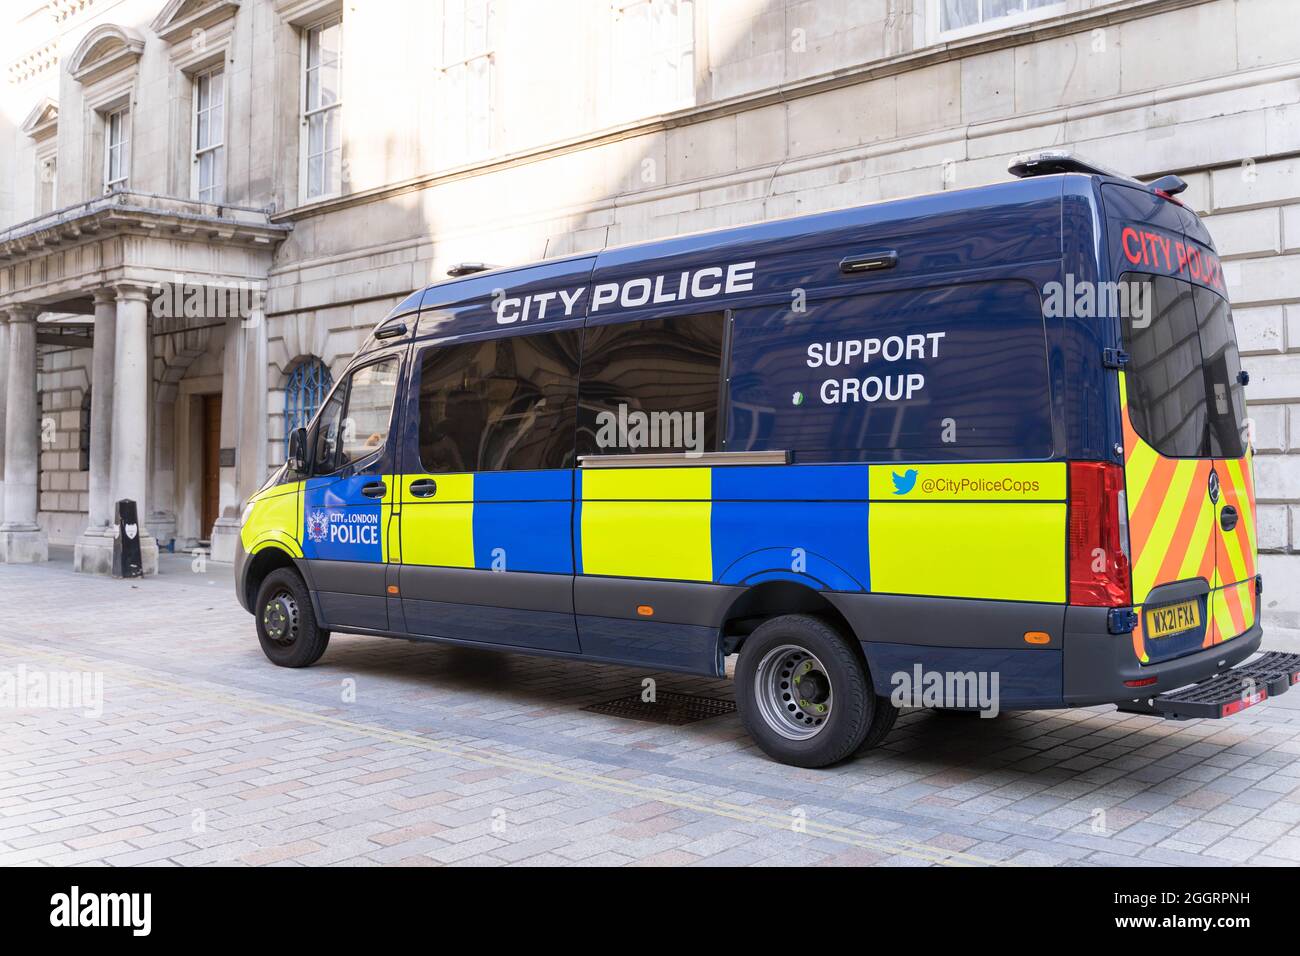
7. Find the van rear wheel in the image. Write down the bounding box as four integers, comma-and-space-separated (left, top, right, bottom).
255, 568, 330, 668
735, 614, 889, 768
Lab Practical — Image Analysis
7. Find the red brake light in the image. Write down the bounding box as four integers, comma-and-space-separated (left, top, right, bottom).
1068, 461, 1132, 607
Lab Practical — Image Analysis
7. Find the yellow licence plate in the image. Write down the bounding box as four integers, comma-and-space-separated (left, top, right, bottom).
1146, 599, 1201, 639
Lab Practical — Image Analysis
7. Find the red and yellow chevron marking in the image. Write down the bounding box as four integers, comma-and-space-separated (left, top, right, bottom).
1207, 447, 1257, 648
1119, 374, 1216, 606
1131, 606, 1148, 664
1214, 452, 1257, 588
1208, 579, 1256, 647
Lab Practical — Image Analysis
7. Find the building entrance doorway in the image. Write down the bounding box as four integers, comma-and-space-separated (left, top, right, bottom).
201, 395, 222, 540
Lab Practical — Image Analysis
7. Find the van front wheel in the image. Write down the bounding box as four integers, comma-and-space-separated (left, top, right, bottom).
735, 614, 883, 768
254, 568, 330, 668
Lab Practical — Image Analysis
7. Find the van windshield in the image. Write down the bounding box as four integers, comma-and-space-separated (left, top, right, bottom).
1120, 272, 1247, 459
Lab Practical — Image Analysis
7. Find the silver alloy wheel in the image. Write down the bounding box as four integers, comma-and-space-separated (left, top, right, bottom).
262, 589, 300, 646
753, 644, 833, 740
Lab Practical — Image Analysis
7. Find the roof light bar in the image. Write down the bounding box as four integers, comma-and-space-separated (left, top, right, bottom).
1008, 150, 1130, 181
447, 261, 494, 277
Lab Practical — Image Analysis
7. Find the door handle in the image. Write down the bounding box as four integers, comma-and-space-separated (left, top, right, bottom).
1220, 505, 1238, 532
409, 478, 438, 498
361, 481, 387, 499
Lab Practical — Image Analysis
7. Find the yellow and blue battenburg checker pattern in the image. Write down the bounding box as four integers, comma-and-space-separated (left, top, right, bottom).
241, 461, 1068, 605
382, 461, 1066, 605
399, 471, 575, 574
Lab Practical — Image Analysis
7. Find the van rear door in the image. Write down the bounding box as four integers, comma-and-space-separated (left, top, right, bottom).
1192, 277, 1258, 645
1104, 183, 1256, 664
1117, 272, 1217, 663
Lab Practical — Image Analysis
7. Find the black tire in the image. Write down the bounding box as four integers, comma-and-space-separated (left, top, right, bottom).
735, 614, 886, 768
857, 695, 900, 753
254, 567, 330, 668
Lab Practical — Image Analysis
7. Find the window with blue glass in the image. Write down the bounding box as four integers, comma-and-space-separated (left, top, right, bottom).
284, 358, 334, 455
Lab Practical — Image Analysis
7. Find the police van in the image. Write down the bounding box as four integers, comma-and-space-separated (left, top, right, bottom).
236, 151, 1300, 768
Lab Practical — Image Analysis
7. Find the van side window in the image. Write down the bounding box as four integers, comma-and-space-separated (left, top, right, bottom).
313, 356, 400, 475
576, 313, 725, 458
340, 358, 401, 464
313, 388, 346, 474
417, 329, 580, 472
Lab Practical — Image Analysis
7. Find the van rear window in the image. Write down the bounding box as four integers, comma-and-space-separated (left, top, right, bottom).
1120, 273, 1246, 459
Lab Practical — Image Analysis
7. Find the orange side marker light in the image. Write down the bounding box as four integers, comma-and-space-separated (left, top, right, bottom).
1024, 631, 1051, 645
636, 605, 654, 617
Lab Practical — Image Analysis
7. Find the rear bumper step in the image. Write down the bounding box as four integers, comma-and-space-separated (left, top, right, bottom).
1118, 651, 1300, 720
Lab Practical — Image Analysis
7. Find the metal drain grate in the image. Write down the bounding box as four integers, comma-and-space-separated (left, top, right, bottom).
583, 691, 737, 726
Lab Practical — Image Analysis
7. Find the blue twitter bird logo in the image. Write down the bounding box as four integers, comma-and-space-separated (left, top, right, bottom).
891, 469, 919, 495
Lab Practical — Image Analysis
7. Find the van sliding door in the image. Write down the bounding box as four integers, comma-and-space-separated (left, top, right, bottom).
395, 328, 582, 652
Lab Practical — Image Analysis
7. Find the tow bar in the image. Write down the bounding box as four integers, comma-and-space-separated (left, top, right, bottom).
1118, 651, 1300, 720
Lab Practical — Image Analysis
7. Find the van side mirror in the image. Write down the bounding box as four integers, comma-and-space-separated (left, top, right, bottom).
288, 427, 308, 473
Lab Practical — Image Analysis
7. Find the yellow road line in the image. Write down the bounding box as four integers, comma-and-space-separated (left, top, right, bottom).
0, 639, 1007, 867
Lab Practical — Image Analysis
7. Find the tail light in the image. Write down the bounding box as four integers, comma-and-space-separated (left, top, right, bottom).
1068, 461, 1132, 607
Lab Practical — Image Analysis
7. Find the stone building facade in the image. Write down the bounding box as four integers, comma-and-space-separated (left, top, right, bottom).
0, 0, 1297, 633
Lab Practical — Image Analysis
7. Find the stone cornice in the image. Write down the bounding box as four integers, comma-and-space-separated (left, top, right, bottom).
7, 42, 59, 86
48, 0, 97, 24
20, 98, 59, 142
0, 191, 291, 262
68, 24, 145, 86
151, 0, 242, 46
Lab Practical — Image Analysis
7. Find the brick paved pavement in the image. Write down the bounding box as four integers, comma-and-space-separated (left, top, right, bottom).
2, 551, 1299, 866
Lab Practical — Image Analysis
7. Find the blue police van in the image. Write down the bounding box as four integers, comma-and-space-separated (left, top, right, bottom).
236, 151, 1297, 767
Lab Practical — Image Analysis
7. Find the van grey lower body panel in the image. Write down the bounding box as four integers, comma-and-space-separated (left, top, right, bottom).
398, 565, 580, 653
1062, 605, 1262, 706
819, 592, 1068, 708
308, 559, 389, 632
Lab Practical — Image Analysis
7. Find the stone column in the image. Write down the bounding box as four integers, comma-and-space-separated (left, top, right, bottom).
0, 313, 9, 526
0, 305, 49, 563
148, 386, 178, 546
236, 298, 268, 504
73, 289, 118, 573
107, 283, 158, 574
208, 312, 245, 563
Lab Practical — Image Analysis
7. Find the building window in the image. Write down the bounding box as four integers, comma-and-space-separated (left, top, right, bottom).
285, 358, 334, 455
194, 67, 225, 203
303, 17, 343, 200
437, 0, 493, 166
607, 0, 695, 125
930, 0, 1065, 41
104, 107, 130, 190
